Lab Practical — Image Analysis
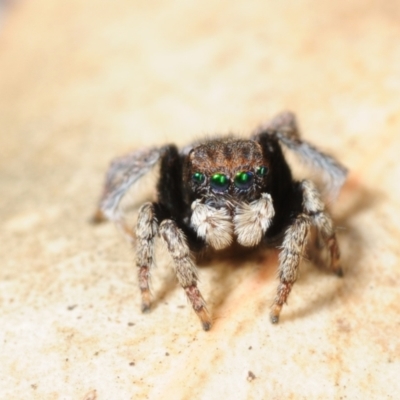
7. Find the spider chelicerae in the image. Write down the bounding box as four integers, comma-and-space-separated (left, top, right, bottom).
92, 111, 347, 331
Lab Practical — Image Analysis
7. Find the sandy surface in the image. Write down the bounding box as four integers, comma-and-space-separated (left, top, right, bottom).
1, 1, 399, 399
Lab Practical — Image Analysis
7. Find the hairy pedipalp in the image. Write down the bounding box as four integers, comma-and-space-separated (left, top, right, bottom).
190, 199, 234, 250
234, 193, 275, 247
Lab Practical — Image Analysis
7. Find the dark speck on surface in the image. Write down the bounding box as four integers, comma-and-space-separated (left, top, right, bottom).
247, 371, 256, 381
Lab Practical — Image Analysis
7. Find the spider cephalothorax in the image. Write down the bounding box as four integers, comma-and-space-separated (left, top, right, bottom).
92, 111, 347, 331
185, 138, 268, 201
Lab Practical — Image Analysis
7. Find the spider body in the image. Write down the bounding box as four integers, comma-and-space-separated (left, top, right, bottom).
93, 112, 347, 330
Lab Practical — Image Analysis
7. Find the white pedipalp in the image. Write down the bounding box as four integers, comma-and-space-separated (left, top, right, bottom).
190, 199, 234, 250
233, 193, 275, 247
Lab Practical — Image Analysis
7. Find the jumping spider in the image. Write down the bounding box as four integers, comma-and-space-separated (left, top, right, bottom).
92, 112, 347, 331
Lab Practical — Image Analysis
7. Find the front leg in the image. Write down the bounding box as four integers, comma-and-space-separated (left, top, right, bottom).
270, 179, 342, 323
270, 214, 311, 323
159, 219, 212, 331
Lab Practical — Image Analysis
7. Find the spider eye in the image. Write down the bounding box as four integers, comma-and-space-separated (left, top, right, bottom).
234, 171, 254, 190
210, 173, 230, 192
256, 166, 268, 177
192, 172, 205, 184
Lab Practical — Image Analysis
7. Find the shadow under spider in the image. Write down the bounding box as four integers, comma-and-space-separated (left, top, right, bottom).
331, 177, 381, 281
148, 244, 277, 315
196, 246, 278, 316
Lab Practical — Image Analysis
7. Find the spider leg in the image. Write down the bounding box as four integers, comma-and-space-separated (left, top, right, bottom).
91, 146, 164, 229
270, 179, 342, 323
253, 111, 348, 199
252, 110, 300, 140
159, 219, 211, 331
270, 213, 311, 324
300, 180, 343, 277
136, 202, 159, 312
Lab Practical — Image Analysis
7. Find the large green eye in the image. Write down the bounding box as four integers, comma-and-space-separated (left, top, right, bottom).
234, 171, 254, 190
256, 166, 268, 177
192, 172, 205, 184
210, 173, 230, 192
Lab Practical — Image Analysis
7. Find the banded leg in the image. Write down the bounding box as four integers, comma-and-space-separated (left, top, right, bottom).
159, 219, 211, 331
91, 147, 164, 226
270, 214, 311, 323
136, 202, 159, 312
253, 111, 348, 199
252, 110, 300, 140
301, 180, 343, 276
271, 179, 343, 323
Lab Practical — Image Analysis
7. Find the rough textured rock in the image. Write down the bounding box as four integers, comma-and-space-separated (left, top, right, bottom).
1, 1, 399, 398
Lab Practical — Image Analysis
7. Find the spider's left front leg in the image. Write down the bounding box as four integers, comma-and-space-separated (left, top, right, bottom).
270, 179, 342, 323
159, 219, 212, 331
270, 213, 311, 324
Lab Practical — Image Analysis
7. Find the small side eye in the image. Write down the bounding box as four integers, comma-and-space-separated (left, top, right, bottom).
234, 171, 254, 190
256, 166, 268, 177
192, 172, 205, 184
210, 173, 230, 192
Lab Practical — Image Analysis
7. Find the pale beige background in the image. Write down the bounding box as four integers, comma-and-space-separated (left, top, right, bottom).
1, 1, 399, 399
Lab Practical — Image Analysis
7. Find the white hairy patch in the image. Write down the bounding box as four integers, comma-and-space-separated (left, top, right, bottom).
233, 193, 275, 247
190, 200, 233, 250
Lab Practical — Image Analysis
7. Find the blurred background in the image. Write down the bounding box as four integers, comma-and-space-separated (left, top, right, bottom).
0, 1, 399, 399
